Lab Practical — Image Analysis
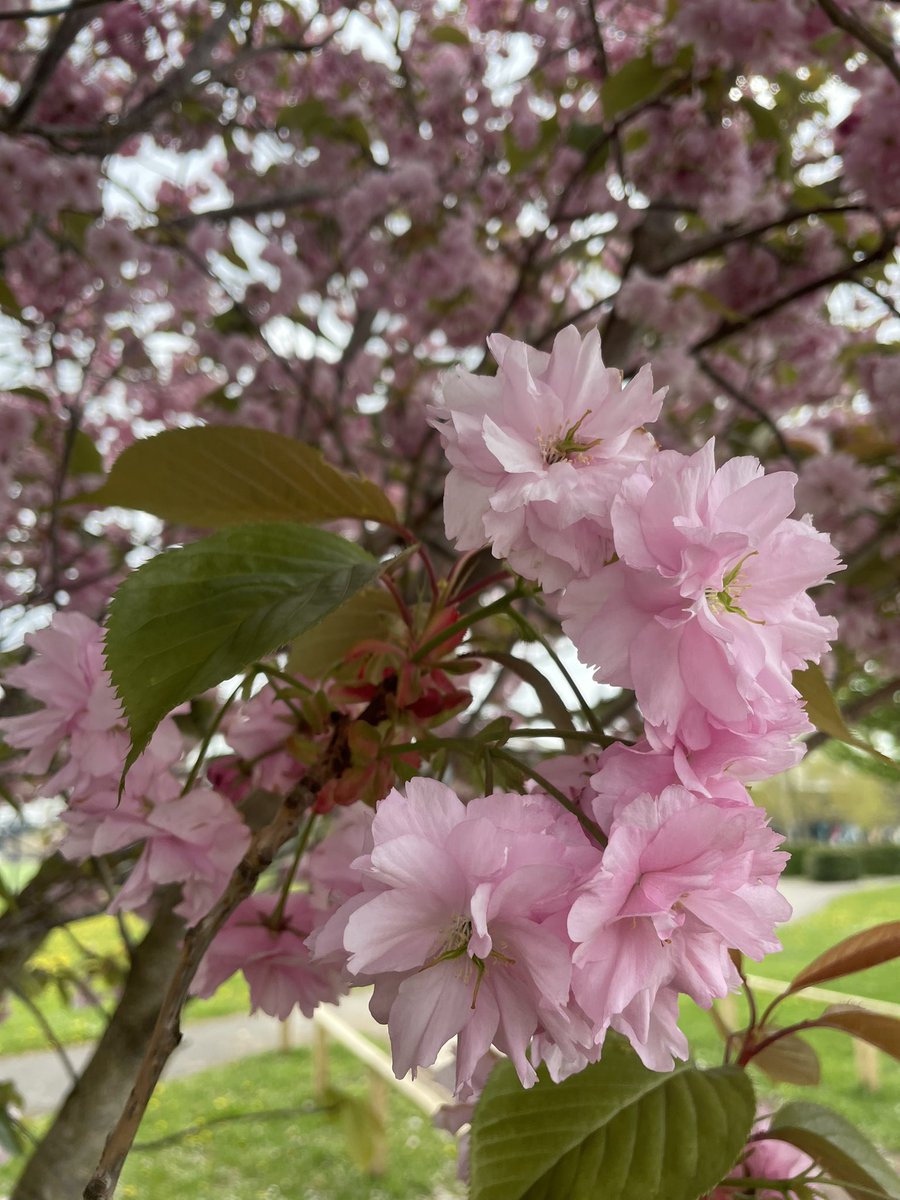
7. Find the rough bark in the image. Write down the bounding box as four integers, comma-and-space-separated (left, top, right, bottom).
11, 906, 183, 1200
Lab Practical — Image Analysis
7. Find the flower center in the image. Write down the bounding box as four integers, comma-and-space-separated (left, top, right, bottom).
538, 410, 602, 465
418, 915, 515, 1009
704, 551, 764, 623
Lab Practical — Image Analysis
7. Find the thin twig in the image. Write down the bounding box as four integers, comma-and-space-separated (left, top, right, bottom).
695, 356, 799, 467
690, 230, 897, 354
814, 0, 900, 87
1, 971, 80, 1084
133, 1103, 329, 1152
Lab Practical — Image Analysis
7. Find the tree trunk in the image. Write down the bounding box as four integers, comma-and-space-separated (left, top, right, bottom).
11, 907, 183, 1200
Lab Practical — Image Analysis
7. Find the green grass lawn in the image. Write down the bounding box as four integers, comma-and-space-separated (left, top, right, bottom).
0, 912, 252, 1056
0, 1045, 462, 1200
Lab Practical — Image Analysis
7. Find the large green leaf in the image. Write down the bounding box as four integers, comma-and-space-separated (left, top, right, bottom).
767, 1101, 900, 1200
105, 522, 381, 770
76, 425, 397, 527
469, 1036, 755, 1200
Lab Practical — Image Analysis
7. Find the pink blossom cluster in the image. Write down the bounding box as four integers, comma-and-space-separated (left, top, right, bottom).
308, 769, 790, 1094
344, 325, 844, 1092
0, 613, 250, 927
434, 328, 841, 780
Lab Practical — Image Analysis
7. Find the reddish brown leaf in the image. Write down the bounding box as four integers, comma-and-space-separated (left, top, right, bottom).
787, 921, 900, 994
752, 1032, 821, 1086
814, 1005, 900, 1061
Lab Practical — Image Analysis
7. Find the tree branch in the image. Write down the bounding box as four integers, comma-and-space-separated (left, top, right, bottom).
0, 0, 109, 19
82, 689, 393, 1198
690, 229, 897, 354
164, 185, 332, 229
814, 0, 900, 88
695, 356, 799, 466
3, 0, 116, 128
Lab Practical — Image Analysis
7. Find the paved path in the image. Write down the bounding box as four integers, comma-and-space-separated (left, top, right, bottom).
2, 876, 896, 1116
4, 990, 378, 1116
778, 873, 897, 920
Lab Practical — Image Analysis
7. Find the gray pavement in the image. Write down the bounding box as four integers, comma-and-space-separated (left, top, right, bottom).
778, 873, 897, 920
3, 989, 378, 1116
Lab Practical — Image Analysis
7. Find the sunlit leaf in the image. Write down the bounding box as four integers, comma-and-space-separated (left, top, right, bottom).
787, 921, 900, 994
75, 425, 396, 527
794, 664, 895, 767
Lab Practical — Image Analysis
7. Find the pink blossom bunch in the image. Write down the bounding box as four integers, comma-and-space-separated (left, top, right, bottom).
0, 612, 250, 926
419, 327, 842, 1085
311, 780, 600, 1095
192, 892, 344, 1019
561, 439, 841, 768
430, 325, 665, 591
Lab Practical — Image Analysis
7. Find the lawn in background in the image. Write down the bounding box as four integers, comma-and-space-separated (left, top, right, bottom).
0, 912, 251, 1055
0, 1045, 462, 1200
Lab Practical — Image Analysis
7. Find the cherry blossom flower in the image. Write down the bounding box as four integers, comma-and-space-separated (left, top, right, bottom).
431, 325, 665, 591
561, 440, 841, 752
101, 789, 251, 926
568, 785, 790, 1066
192, 892, 344, 1019
315, 780, 599, 1094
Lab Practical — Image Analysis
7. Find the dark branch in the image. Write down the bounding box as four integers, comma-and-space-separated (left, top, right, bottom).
690, 229, 897, 354
3, 0, 117, 128
814, 0, 900, 88
0, 0, 109, 22
695, 356, 799, 466
164, 185, 332, 229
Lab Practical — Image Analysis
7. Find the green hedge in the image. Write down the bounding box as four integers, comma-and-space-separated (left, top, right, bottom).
780, 843, 808, 876
857, 843, 900, 876
804, 846, 862, 882
779, 842, 900, 879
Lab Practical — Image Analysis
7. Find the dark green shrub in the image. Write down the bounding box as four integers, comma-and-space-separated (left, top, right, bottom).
780, 843, 810, 876
857, 844, 900, 876
805, 846, 862, 882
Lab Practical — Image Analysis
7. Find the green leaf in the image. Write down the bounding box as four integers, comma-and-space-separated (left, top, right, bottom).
0, 277, 22, 318
276, 98, 371, 152
211, 305, 257, 336
767, 1101, 900, 1200
430, 23, 469, 45
600, 47, 690, 122
794, 664, 895, 767
57, 209, 94, 252
75, 425, 397, 527
286, 587, 399, 679
469, 1035, 755, 1200
105, 522, 381, 770
68, 429, 104, 477
786, 921, 900, 996
752, 1032, 821, 1086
